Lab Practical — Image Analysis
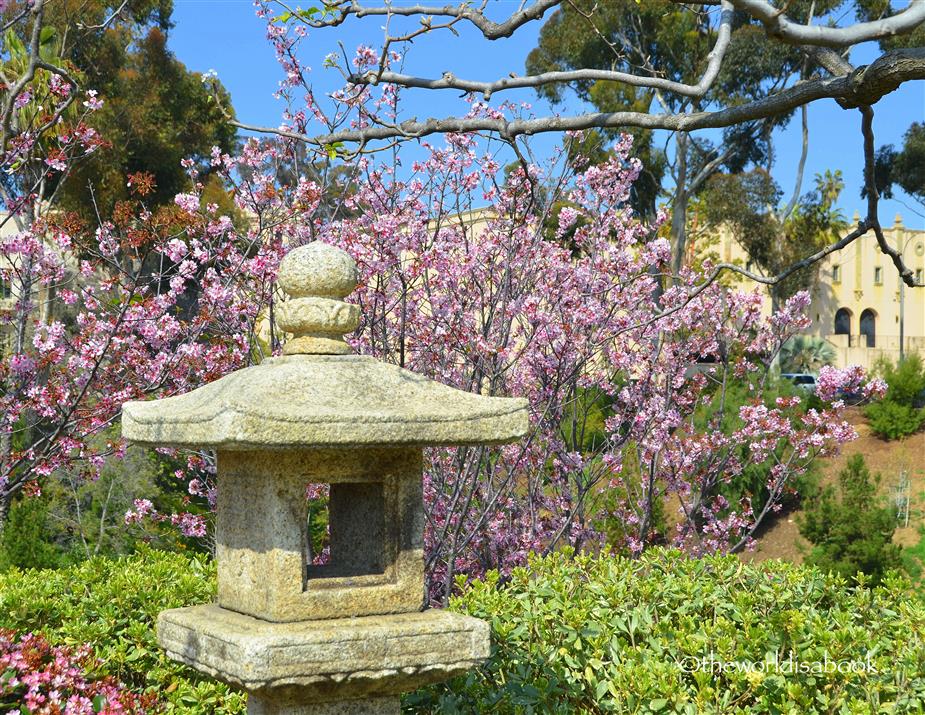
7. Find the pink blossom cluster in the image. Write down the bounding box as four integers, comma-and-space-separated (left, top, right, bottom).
261, 132, 868, 602
0, 630, 155, 714
1, 92, 284, 536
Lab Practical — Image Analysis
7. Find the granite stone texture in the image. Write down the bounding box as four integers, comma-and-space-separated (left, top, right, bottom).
216, 448, 425, 622
276, 242, 358, 301
246, 694, 399, 715
122, 242, 522, 714
121, 354, 528, 449
157, 605, 490, 697
276, 241, 358, 356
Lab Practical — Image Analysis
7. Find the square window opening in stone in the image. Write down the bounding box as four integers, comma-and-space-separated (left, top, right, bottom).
304, 481, 389, 585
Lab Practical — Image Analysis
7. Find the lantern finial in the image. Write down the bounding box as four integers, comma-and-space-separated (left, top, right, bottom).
276, 242, 360, 355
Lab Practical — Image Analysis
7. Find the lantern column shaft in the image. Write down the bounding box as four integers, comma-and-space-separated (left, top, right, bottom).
247, 693, 400, 715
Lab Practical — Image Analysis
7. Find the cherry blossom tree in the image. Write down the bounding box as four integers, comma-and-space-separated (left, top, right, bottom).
0, 3, 282, 535
230, 0, 924, 289
0, 1, 882, 609
307, 134, 880, 601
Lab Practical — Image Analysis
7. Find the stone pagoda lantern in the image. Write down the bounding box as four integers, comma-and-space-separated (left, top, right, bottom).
121, 242, 528, 715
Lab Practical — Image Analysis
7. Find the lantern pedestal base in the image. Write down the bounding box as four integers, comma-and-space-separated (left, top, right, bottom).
247, 694, 399, 715
158, 604, 489, 703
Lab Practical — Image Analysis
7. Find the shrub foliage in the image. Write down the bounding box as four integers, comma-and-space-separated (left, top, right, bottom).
2, 549, 924, 714
0, 548, 244, 714
411, 550, 925, 714
866, 355, 925, 440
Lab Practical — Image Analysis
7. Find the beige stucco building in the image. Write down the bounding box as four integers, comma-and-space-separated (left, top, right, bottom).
712, 213, 925, 369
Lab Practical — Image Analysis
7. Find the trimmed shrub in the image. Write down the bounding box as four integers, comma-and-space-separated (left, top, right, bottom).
866, 400, 925, 440
3, 548, 925, 714
408, 549, 925, 714
866, 355, 925, 440
0, 547, 244, 714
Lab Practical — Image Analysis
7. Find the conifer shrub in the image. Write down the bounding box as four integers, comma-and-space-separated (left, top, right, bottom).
800, 455, 903, 584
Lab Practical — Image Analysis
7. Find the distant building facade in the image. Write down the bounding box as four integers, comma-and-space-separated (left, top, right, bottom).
712, 213, 925, 369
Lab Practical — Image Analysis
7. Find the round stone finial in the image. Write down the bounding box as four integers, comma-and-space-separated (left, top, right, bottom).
275, 243, 360, 355
278, 241, 358, 299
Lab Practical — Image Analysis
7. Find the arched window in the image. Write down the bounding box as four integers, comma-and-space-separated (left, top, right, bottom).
834, 308, 852, 335
860, 309, 876, 348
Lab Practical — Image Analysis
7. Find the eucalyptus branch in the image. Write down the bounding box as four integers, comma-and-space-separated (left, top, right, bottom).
349, 2, 733, 101
731, 0, 925, 47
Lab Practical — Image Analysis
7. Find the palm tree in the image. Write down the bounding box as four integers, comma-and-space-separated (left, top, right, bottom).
780, 335, 837, 374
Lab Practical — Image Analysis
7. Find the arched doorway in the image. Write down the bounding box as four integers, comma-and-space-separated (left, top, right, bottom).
860, 309, 876, 347
834, 308, 852, 335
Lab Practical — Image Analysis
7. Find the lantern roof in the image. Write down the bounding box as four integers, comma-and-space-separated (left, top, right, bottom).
121, 242, 528, 449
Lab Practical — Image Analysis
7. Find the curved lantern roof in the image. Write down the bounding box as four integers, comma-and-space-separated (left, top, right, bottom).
121, 243, 529, 450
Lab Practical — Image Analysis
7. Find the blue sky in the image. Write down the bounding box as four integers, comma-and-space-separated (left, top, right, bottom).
168, 0, 924, 229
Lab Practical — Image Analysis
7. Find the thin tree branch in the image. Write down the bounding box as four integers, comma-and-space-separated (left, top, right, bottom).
296, 0, 560, 39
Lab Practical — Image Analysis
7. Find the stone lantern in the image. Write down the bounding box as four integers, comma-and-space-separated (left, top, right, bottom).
121, 242, 528, 715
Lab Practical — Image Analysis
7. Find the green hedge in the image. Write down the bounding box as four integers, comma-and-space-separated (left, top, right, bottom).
410, 550, 925, 714
2, 548, 924, 714
0, 546, 245, 714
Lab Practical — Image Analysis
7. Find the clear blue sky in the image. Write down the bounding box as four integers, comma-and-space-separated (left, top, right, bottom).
167, 0, 925, 229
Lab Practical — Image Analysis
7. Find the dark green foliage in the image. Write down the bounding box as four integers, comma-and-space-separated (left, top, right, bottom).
866, 355, 925, 439
408, 549, 925, 714
0, 547, 245, 713
866, 400, 925, 440
12, 1, 238, 219
869, 123, 925, 205
855, 0, 925, 52
57, 26, 237, 217
800, 455, 902, 584
0, 496, 72, 571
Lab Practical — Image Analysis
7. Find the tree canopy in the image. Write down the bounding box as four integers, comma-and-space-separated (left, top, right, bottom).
5, 0, 237, 218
